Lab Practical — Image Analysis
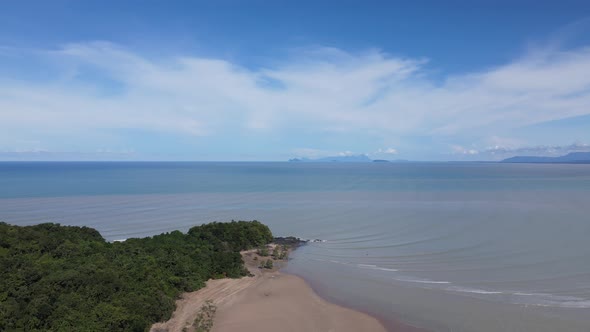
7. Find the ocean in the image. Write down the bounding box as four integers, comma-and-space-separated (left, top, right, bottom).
1, 161, 589, 331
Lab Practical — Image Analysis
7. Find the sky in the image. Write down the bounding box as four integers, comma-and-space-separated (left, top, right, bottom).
1, 0, 590, 161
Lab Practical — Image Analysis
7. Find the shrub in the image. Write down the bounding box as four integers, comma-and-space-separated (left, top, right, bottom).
264, 259, 274, 269
257, 247, 270, 256
193, 300, 216, 332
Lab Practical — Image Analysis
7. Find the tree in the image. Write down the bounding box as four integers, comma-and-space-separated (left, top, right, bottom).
0, 220, 274, 332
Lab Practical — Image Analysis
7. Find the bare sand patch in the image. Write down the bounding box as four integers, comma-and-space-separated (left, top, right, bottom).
151, 247, 387, 332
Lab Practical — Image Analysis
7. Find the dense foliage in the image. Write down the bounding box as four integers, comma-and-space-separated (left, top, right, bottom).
0, 220, 273, 331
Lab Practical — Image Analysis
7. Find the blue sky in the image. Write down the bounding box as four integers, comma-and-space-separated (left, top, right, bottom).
1, 0, 590, 161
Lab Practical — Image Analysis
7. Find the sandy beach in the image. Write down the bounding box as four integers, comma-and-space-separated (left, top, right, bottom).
151, 247, 388, 332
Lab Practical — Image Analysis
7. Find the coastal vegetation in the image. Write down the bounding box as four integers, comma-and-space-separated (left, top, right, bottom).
272, 245, 289, 260
189, 300, 216, 332
259, 259, 274, 269
256, 247, 269, 256
0, 220, 273, 331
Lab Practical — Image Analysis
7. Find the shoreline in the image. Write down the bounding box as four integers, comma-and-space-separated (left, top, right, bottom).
151, 245, 390, 332
284, 269, 427, 332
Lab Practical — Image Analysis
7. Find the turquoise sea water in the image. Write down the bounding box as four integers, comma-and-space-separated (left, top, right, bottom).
1, 162, 589, 331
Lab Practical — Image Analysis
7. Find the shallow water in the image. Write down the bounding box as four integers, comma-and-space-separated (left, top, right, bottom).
1, 162, 589, 331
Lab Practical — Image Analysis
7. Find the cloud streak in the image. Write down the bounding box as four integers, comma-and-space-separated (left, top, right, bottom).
485, 142, 590, 157
1, 42, 590, 159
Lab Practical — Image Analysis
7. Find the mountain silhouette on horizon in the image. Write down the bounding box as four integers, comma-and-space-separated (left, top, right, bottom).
501, 152, 590, 163
289, 154, 372, 162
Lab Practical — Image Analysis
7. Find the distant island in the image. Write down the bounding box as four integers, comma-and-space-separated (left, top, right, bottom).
501, 152, 590, 164
289, 154, 372, 162
288, 155, 409, 163
287, 152, 590, 164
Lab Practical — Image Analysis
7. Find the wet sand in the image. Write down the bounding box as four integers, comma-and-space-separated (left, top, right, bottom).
151, 248, 388, 332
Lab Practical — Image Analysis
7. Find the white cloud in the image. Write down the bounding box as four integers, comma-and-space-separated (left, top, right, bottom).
1, 42, 590, 157
291, 148, 363, 159
451, 145, 479, 155
0, 150, 137, 161
337, 151, 355, 157
484, 142, 590, 156
291, 148, 326, 158
376, 147, 398, 155
447, 142, 590, 161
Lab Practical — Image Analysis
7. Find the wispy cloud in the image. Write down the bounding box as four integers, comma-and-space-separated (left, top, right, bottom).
485, 142, 590, 157
449, 142, 590, 161
376, 147, 398, 155
451, 145, 480, 155
1, 42, 590, 159
291, 148, 362, 159
291, 148, 327, 159
0, 150, 137, 161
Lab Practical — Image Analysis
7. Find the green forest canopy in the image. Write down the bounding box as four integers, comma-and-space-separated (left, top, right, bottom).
0, 220, 273, 331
